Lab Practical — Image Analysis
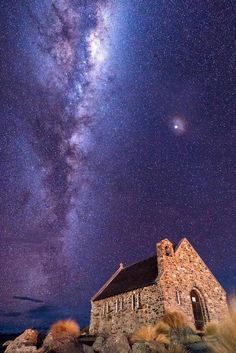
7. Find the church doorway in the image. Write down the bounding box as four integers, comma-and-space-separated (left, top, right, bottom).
190, 289, 205, 330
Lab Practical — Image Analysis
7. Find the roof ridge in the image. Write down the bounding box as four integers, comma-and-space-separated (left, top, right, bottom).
92, 265, 124, 301
124, 254, 156, 270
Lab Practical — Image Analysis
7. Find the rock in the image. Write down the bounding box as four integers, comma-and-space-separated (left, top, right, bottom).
40, 334, 84, 353
132, 341, 166, 353
83, 344, 94, 353
145, 341, 167, 352
92, 336, 105, 352
42, 331, 54, 348
180, 334, 202, 345
184, 341, 211, 353
132, 342, 152, 353
4, 329, 38, 353
100, 334, 131, 353
169, 327, 202, 345
2, 340, 13, 347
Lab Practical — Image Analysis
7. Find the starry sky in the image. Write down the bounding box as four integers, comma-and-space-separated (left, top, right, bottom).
0, 0, 235, 333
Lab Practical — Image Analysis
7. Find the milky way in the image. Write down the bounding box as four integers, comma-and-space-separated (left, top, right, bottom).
0, 0, 121, 331
0, 1, 235, 332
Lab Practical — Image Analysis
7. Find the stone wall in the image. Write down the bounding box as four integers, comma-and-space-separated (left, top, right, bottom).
90, 283, 164, 335
157, 238, 228, 327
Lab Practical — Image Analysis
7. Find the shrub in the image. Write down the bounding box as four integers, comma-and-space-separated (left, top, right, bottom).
205, 298, 236, 353
155, 321, 170, 335
162, 311, 190, 329
130, 325, 157, 343
49, 319, 80, 339
204, 322, 219, 335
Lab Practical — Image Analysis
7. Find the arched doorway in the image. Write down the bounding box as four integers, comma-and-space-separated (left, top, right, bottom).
190, 289, 205, 330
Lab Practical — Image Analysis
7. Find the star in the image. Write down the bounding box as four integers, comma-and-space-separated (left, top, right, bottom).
171, 116, 187, 135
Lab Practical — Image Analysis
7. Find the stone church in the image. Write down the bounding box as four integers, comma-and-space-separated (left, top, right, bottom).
90, 238, 228, 334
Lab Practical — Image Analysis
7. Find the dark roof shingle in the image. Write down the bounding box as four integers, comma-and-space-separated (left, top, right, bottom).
93, 255, 158, 301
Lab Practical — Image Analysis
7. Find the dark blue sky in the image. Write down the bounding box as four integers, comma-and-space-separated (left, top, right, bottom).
0, 0, 235, 333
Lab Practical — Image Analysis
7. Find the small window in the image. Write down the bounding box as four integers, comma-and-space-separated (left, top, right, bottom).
176, 290, 181, 305
136, 293, 141, 309
165, 246, 172, 256
106, 302, 109, 313
102, 304, 105, 316
131, 293, 141, 310
115, 299, 119, 313
131, 294, 135, 310
120, 298, 123, 311
116, 298, 124, 313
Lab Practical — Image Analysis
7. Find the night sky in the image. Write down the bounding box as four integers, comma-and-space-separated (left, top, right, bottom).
0, 0, 235, 333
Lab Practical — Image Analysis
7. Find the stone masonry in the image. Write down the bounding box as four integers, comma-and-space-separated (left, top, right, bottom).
90, 238, 228, 335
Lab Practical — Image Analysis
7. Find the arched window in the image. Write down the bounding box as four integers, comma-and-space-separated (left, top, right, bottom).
190, 289, 206, 330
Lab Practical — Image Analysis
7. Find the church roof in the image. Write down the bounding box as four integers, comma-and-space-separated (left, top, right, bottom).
93, 255, 158, 301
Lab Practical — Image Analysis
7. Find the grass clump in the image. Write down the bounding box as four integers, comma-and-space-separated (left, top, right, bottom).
162, 311, 190, 329
50, 319, 80, 339
130, 325, 157, 343
204, 322, 219, 336
204, 298, 236, 353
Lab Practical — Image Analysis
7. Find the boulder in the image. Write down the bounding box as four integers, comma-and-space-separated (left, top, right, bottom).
132, 342, 152, 353
4, 329, 38, 353
100, 334, 131, 353
83, 344, 95, 353
145, 341, 167, 352
184, 341, 211, 353
40, 334, 84, 353
92, 336, 105, 352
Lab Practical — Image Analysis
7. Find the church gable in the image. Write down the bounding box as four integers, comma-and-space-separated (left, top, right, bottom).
175, 238, 224, 289
158, 238, 228, 329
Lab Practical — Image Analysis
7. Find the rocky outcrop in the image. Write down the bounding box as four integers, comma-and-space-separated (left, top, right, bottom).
4, 329, 38, 353
3, 330, 213, 353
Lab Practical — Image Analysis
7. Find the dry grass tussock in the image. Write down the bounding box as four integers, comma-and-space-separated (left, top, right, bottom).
204, 322, 219, 335
154, 321, 170, 345
131, 310, 190, 344
130, 325, 157, 344
162, 310, 190, 329
205, 297, 236, 353
49, 319, 80, 339
130, 321, 171, 344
